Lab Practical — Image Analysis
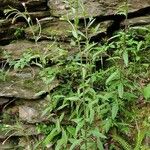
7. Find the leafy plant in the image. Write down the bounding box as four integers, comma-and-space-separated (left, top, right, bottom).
4, 3, 41, 44
143, 84, 150, 100
0, 69, 6, 81
1, 1, 150, 149
10, 51, 38, 70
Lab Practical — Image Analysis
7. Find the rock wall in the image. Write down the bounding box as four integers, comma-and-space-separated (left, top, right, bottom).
0, 0, 150, 149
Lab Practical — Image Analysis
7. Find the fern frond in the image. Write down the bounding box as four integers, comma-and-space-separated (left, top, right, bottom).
113, 134, 132, 150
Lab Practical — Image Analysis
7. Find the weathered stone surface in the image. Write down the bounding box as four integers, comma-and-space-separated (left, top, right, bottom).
0, 40, 75, 61
47, 0, 150, 18
19, 106, 39, 122
25, 18, 111, 42
18, 98, 50, 123
0, 40, 50, 60
0, 11, 50, 44
28, 11, 51, 20
2, 97, 73, 125
48, 0, 102, 18
0, 1, 150, 149
0, 0, 47, 11
2, 97, 51, 123
122, 16, 150, 27
0, 20, 26, 45
0, 67, 59, 99
0, 98, 9, 105
25, 19, 72, 41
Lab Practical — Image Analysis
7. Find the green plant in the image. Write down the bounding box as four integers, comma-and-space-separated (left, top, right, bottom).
0, 69, 6, 81
9, 51, 38, 70
1, 122, 33, 149
4, 3, 41, 44
14, 27, 24, 39
31, 1, 150, 149
112, 128, 148, 150
2, 1, 150, 149
0, 51, 11, 81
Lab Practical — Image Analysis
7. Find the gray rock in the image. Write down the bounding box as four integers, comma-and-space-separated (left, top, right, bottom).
121, 16, 150, 27
0, 67, 59, 99
19, 106, 39, 122
0, 0, 47, 11
0, 40, 74, 61
2, 97, 52, 123
0, 40, 50, 60
47, 0, 150, 18
28, 11, 51, 20
25, 18, 111, 42
0, 98, 9, 105
25, 19, 72, 42
18, 98, 50, 123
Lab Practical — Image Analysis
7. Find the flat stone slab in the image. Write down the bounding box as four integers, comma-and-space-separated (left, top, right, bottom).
0, 67, 59, 99
122, 16, 150, 26
48, 0, 150, 18
2, 97, 54, 124
0, 0, 47, 11
0, 40, 74, 61
0, 40, 50, 60
25, 18, 111, 42
25, 19, 73, 41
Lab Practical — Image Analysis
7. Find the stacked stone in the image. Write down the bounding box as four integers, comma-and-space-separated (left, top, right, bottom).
0, 0, 150, 148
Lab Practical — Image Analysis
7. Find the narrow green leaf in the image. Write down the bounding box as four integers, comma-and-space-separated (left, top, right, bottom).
78, 30, 86, 38
90, 128, 107, 139
134, 131, 146, 150
106, 71, 118, 85
67, 126, 76, 137
69, 139, 83, 150
112, 102, 119, 120
123, 50, 128, 67
72, 30, 78, 39
113, 135, 132, 150
43, 128, 59, 145
82, 67, 86, 80
97, 138, 104, 150
56, 119, 61, 132
59, 113, 64, 122
89, 106, 95, 124
57, 104, 68, 111
66, 96, 79, 101
137, 41, 143, 51
118, 83, 124, 98
75, 120, 84, 136
55, 129, 68, 150
143, 84, 150, 100
103, 118, 112, 133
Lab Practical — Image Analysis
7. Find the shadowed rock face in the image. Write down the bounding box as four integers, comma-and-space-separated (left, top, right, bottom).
0, 0, 47, 11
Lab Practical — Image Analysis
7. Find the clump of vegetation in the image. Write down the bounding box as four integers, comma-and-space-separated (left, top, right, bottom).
4, 2, 41, 44
1, 1, 150, 150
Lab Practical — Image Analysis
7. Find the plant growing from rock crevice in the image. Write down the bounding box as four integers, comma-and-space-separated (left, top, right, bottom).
4, 2, 41, 45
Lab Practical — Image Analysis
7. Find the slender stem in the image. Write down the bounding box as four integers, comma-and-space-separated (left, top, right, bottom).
79, 1, 90, 149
